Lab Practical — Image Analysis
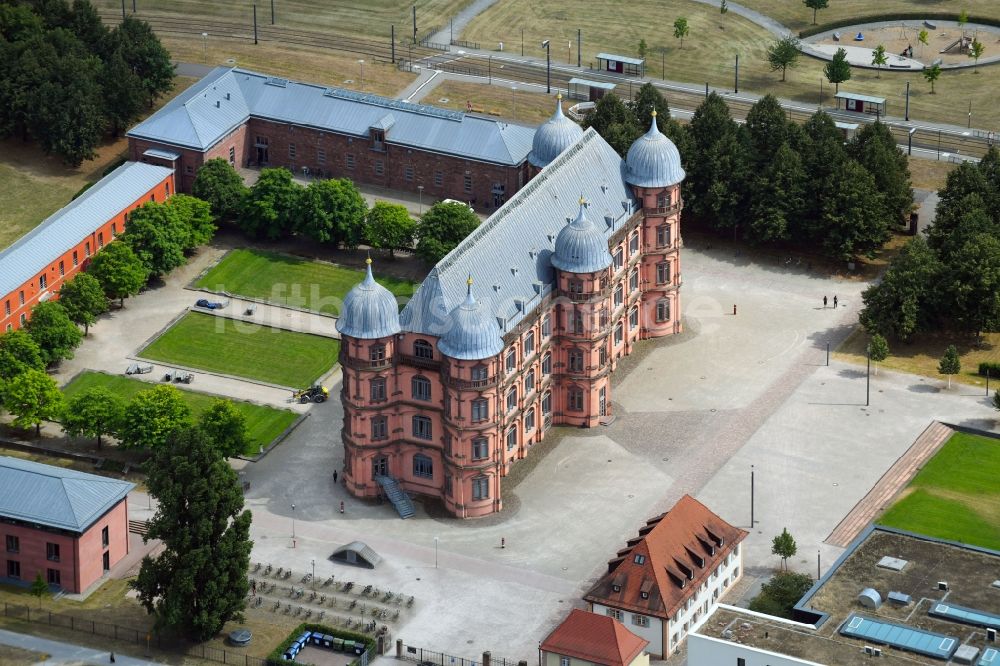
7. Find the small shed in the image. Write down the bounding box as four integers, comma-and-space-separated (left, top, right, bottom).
141, 147, 182, 170
568, 78, 617, 102
835, 121, 859, 142
596, 53, 645, 77
835, 92, 886, 117
330, 541, 382, 569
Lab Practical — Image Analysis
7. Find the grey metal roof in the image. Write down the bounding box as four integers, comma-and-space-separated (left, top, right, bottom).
528, 95, 584, 168
596, 52, 645, 65
625, 114, 686, 188
331, 541, 382, 568
142, 147, 182, 160
437, 288, 505, 360
835, 91, 885, 104
568, 78, 617, 90
551, 200, 614, 273
335, 260, 402, 339
0, 161, 174, 298
128, 67, 535, 166
0, 456, 134, 533
400, 128, 636, 338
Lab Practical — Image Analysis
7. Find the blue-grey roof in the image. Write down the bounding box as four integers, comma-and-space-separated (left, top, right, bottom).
839, 614, 958, 660
335, 261, 402, 339
437, 288, 505, 360
625, 114, 685, 188
142, 147, 182, 161
0, 456, 134, 533
0, 161, 174, 298
929, 602, 1000, 630
528, 95, 584, 168
400, 128, 637, 338
596, 53, 645, 66
128, 67, 535, 166
551, 200, 614, 273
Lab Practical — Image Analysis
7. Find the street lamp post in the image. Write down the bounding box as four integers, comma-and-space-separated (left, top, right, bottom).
512, 86, 517, 117
358, 60, 365, 92
434, 536, 439, 568
750, 464, 755, 529
541, 40, 551, 93
202, 32, 208, 63
291, 503, 296, 541
417, 185, 424, 214
311, 558, 316, 589
866, 344, 871, 407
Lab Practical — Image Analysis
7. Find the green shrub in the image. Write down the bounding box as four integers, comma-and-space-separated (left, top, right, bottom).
799, 13, 1000, 39
101, 157, 128, 177
72, 182, 96, 201
978, 362, 1000, 377
266, 623, 377, 666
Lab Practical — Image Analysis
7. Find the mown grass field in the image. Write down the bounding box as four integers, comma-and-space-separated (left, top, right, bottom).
0, 75, 197, 251
877, 431, 1000, 550
62, 371, 299, 455
837, 328, 1000, 389
139, 312, 340, 387
429, 79, 562, 124
196, 249, 416, 316
462, 0, 1000, 130
739, 0, 1000, 33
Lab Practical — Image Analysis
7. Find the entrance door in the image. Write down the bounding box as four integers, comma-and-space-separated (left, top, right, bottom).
256, 145, 269, 165
102, 551, 110, 572
599, 387, 607, 416
372, 456, 388, 478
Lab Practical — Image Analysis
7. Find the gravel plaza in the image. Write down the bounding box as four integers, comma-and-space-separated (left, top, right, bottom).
233, 242, 999, 662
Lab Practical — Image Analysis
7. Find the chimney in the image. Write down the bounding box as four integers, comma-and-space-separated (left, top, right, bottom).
215, 101, 220, 108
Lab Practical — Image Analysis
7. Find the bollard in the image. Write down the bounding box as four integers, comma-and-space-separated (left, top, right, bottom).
501, 537, 505, 549
733, 304, 737, 316
340, 501, 345, 514
396, 639, 403, 658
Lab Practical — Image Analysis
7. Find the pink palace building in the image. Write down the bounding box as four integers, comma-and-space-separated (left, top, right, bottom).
337, 102, 684, 518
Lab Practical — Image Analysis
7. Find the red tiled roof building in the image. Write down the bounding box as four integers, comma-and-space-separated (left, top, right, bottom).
541, 609, 649, 666
584, 495, 748, 657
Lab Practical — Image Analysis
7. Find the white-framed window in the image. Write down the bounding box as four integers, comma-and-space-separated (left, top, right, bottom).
541, 391, 551, 415
39, 274, 47, 290
506, 348, 517, 371
633, 614, 650, 628
614, 323, 623, 345
630, 270, 639, 291
541, 353, 551, 375
524, 407, 535, 432
229, 146, 236, 164
614, 285, 623, 307
657, 224, 671, 247
560, 658, 570, 666
629, 233, 639, 254
613, 248, 624, 271
606, 608, 623, 621
524, 369, 535, 394
471, 364, 489, 382
472, 475, 489, 500
506, 426, 517, 450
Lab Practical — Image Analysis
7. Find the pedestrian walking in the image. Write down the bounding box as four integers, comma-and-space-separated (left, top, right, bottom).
501, 537, 506, 549
833, 295, 838, 308
252, 580, 257, 596
332, 470, 338, 483
110, 653, 116, 663
823, 295, 828, 308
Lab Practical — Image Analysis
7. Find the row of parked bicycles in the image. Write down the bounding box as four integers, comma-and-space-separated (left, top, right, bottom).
250, 562, 415, 608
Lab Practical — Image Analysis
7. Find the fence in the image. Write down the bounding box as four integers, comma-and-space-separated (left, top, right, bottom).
1, 602, 266, 666
398, 643, 523, 666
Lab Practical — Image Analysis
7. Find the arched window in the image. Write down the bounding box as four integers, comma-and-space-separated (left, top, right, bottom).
541, 391, 552, 415
524, 407, 535, 432
414, 339, 433, 359
506, 387, 518, 412
413, 454, 433, 478
411, 375, 431, 401
567, 386, 584, 412
542, 352, 552, 375
506, 426, 518, 450
524, 369, 535, 394
656, 299, 671, 323
472, 475, 490, 500
524, 330, 535, 357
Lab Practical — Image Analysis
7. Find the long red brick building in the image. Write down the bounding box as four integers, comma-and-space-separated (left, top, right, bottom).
126, 67, 535, 210
1, 162, 174, 332
336, 107, 685, 518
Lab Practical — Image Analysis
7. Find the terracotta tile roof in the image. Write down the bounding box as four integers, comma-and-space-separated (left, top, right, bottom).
541, 609, 648, 666
584, 495, 747, 620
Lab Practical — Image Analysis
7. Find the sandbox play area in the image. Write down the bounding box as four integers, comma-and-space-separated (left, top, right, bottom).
807, 20, 1000, 70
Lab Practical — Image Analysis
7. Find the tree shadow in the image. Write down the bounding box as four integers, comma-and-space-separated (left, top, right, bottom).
907, 383, 941, 393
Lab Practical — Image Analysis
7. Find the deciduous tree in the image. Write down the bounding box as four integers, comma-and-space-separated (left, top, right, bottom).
938, 344, 961, 388
824, 47, 851, 93
25, 301, 82, 366
767, 36, 800, 82
198, 399, 249, 459
118, 385, 192, 450
295, 178, 367, 247
0, 330, 46, 382
583, 93, 638, 156
133, 427, 252, 641
1, 368, 63, 436
87, 241, 149, 307
111, 16, 173, 106
685, 93, 750, 234
923, 63, 941, 93
30, 572, 49, 606
871, 44, 887, 78
416, 201, 480, 263
167, 194, 216, 250
57, 273, 107, 335
192, 158, 248, 221
122, 202, 189, 276
848, 121, 913, 225
749, 572, 814, 618
941, 234, 1000, 340
673, 17, 689, 48
771, 527, 797, 570
859, 236, 941, 341
868, 334, 889, 375
239, 168, 301, 240
748, 142, 805, 243
803, 0, 828, 25
364, 202, 416, 257
969, 38, 985, 72
818, 159, 889, 260
62, 386, 125, 449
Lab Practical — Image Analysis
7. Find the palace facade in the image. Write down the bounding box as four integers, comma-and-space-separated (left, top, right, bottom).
337, 102, 685, 518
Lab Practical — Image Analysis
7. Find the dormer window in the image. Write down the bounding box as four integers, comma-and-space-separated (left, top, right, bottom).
370, 128, 386, 152
640, 591, 649, 599
634, 554, 645, 564
612, 584, 621, 593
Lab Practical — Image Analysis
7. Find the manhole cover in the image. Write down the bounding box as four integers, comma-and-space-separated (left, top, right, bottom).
226, 58, 236, 64
344, 79, 354, 84
438, 98, 450, 103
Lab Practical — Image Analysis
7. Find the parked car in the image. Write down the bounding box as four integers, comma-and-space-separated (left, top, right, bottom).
196, 298, 224, 310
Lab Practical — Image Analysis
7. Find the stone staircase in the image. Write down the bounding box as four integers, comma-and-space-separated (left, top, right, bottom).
825, 421, 953, 548
375, 476, 415, 519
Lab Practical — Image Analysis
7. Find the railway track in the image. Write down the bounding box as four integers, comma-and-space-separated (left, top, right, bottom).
104, 10, 996, 159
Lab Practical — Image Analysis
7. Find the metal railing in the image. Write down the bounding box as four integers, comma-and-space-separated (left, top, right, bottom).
399, 644, 522, 666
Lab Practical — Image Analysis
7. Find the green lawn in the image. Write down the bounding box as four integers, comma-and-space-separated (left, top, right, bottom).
196, 249, 416, 316
877, 431, 1000, 550
139, 312, 340, 387
62, 371, 299, 456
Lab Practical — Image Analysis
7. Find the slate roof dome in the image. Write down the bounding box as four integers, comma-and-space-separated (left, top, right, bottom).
335, 259, 401, 339
625, 111, 685, 188
437, 279, 504, 360
551, 199, 614, 274
528, 94, 584, 169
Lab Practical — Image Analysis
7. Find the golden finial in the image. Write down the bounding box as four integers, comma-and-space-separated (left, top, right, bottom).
366, 256, 372, 265
467, 275, 474, 286
651, 110, 658, 118
557, 92, 563, 100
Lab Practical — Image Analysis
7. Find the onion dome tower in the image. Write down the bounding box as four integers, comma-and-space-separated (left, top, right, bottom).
336, 258, 401, 339
624, 111, 685, 188
551, 198, 614, 274
528, 93, 584, 170
438, 277, 504, 360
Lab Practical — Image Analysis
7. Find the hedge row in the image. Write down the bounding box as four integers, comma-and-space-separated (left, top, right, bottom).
266, 622, 377, 665
978, 362, 1000, 377
799, 13, 1000, 39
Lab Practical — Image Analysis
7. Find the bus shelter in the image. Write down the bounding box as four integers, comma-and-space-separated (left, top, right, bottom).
835, 92, 886, 117
596, 52, 645, 77
568, 78, 617, 101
